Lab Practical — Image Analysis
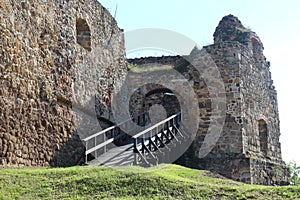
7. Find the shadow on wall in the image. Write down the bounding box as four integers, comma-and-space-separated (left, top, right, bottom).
50, 131, 86, 167
48, 98, 130, 167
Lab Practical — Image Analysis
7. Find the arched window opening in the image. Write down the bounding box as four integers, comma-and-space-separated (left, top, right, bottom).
251, 37, 262, 59
258, 119, 268, 155
76, 18, 91, 51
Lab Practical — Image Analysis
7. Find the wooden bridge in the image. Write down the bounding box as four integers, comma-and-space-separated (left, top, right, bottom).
82, 112, 189, 166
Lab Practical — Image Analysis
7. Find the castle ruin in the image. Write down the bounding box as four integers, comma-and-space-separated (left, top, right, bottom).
0, 0, 289, 185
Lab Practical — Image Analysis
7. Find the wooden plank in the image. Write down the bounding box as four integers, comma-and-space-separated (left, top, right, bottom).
149, 139, 162, 153
83, 112, 148, 141
86, 137, 114, 155
169, 127, 180, 142
136, 151, 149, 165
83, 126, 116, 142
85, 131, 127, 155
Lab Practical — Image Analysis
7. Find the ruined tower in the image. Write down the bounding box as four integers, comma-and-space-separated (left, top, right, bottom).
178, 14, 290, 185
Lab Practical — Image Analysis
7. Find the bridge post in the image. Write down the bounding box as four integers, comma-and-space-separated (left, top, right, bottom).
85, 140, 88, 163
94, 137, 97, 158
141, 137, 145, 154
103, 132, 106, 154
134, 138, 138, 165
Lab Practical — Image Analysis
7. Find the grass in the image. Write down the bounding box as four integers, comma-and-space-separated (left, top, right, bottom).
0, 164, 299, 199
128, 64, 174, 73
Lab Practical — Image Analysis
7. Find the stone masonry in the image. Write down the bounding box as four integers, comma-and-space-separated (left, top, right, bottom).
0, 0, 127, 166
129, 15, 290, 185
0, 0, 289, 186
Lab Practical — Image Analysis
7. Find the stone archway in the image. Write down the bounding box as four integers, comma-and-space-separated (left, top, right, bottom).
129, 83, 181, 126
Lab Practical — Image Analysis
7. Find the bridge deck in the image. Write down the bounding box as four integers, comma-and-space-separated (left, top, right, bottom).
88, 143, 134, 166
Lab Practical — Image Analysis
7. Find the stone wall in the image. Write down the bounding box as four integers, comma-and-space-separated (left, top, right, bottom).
0, 0, 127, 167
0, 3, 289, 185
128, 15, 289, 185
128, 56, 189, 119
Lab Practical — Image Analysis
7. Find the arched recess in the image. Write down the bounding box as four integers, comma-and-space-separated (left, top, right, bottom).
129, 84, 181, 126
258, 119, 268, 155
251, 36, 262, 60
76, 18, 91, 51
145, 87, 181, 117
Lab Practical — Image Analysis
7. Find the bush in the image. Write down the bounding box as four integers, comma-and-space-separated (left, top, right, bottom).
288, 161, 300, 185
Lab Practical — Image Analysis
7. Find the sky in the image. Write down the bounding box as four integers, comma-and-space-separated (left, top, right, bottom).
100, 0, 300, 164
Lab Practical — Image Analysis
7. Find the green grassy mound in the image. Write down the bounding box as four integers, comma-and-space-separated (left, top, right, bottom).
0, 164, 299, 199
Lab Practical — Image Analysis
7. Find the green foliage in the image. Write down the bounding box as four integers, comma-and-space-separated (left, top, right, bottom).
288, 161, 300, 185
0, 164, 299, 199
128, 63, 174, 73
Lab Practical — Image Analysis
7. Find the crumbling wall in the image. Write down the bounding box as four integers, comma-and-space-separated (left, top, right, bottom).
192, 15, 289, 185
0, 0, 126, 167
128, 56, 189, 118
128, 15, 290, 185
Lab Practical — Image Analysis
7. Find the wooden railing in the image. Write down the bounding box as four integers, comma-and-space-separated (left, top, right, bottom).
82, 112, 148, 163
83, 112, 185, 166
132, 112, 182, 165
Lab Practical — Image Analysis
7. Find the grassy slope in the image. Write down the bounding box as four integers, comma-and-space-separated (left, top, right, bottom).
0, 164, 299, 200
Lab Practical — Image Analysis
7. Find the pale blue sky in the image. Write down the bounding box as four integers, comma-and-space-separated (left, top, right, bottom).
100, 0, 300, 164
